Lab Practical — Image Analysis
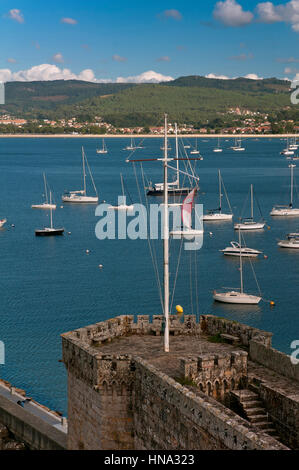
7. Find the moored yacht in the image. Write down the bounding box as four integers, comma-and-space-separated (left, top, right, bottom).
278, 233, 299, 249
62, 147, 99, 204
270, 164, 299, 217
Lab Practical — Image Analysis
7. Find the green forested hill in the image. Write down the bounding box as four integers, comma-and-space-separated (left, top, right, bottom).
59, 81, 291, 127
0, 76, 294, 127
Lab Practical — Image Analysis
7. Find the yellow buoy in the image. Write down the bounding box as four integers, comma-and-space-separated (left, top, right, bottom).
270, 301, 275, 307
176, 305, 184, 316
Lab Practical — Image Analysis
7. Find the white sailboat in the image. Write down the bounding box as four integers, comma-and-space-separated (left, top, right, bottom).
280, 138, 294, 156
96, 138, 108, 154
125, 138, 138, 151
213, 228, 262, 304
62, 147, 99, 204
190, 138, 200, 155
270, 164, 299, 217
203, 170, 233, 221
35, 191, 64, 237
278, 232, 299, 249
108, 174, 134, 211
170, 188, 203, 238
234, 184, 265, 230
289, 137, 298, 151
213, 137, 223, 153
32, 173, 56, 210
232, 138, 245, 152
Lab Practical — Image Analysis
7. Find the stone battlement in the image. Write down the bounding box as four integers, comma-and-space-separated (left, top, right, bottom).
63, 315, 199, 347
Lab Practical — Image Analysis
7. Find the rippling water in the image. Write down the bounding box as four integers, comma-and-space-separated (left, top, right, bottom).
0, 136, 298, 415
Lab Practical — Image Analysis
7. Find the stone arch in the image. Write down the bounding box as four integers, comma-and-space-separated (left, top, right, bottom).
223, 379, 228, 394
207, 381, 212, 396
214, 380, 221, 400
199, 383, 204, 393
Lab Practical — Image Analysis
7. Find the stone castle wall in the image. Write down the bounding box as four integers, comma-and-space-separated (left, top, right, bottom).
62, 315, 288, 450
249, 340, 299, 383
200, 315, 272, 347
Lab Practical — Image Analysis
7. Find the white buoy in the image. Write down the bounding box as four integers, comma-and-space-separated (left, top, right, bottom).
99, 264, 103, 269
86, 250, 90, 254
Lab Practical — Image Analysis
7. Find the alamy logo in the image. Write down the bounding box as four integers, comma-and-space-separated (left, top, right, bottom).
0, 341, 5, 365
95, 199, 204, 251
0, 82, 5, 105
290, 340, 299, 365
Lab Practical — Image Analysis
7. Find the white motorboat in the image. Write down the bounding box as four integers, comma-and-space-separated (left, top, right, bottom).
234, 184, 265, 230
203, 170, 233, 221
0, 219, 7, 228
270, 164, 299, 217
31, 173, 56, 210
278, 232, 299, 249
220, 241, 262, 257
62, 147, 99, 204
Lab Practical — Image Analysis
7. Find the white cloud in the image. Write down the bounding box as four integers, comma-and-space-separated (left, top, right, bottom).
244, 73, 263, 80
160, 9, 182, 21
257, 1, 299, 32
0, 64, 98, 83
0, 65, 173, 84
157, 56, 171, 62
213, 0, 253, 26
205, 72, 263, 80
61, 17, 77, 25
116, 70, 174, 83
52, 53, 64, 64
205, 73, 230, 79
112, 54, 127, 62
8, 9, 24, 23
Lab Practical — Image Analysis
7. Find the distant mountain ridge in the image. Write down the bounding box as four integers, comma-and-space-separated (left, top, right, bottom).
0, 75, 294, 127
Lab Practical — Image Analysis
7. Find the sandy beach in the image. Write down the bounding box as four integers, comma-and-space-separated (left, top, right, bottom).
0, 134, 296, 139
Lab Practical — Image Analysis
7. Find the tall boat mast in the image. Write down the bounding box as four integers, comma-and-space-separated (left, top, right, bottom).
175, 123, 179, 187
163, 114, 170, 353
82, 147, 87, 196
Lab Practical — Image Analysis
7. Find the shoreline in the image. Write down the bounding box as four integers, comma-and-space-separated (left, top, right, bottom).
0, 133, 296, 139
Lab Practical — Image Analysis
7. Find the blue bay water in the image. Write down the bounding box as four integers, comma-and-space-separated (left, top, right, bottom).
0, 136, 298, 415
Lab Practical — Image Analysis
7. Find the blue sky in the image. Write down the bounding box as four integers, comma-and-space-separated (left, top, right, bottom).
1, 0, 299, 82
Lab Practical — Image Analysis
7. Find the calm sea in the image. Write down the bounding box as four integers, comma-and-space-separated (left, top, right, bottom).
0, 136, 298, 416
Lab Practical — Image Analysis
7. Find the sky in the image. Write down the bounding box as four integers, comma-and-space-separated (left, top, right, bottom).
1, 0, 299, 83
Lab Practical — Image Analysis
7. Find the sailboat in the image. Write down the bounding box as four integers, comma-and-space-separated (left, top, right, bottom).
278, 232, 299, 249
289, 137, 298, 151
62, 147, 99, 204
35, 191, 64, 237
125, 138, 138, 151
213, 228, 262, 304
203, 170, 233, 221
147, 123, 198, 196
190, 138, 200, 155
232, 138, 245, 152
96, 138, 108, 154
170, 188, 203, 238
234, 184, 265, 230
32, 173, 56, 210
108, 174, 134, 211
270, 164, 299, 216
213, 137, 223, 153
281, 138, 294, 156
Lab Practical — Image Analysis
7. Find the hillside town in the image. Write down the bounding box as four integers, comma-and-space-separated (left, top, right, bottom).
0, 108, 298, 135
